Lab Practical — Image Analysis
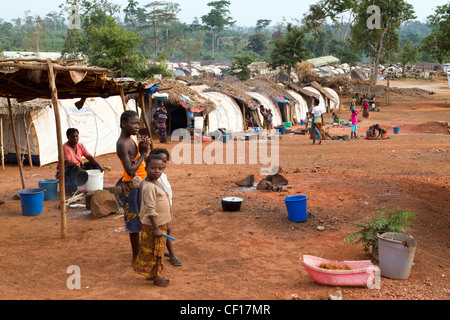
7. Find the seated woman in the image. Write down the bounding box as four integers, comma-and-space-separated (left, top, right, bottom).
56, 128, 105, 194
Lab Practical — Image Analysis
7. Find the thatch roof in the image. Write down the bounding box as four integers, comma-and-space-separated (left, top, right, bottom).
0, 58, 140, 101
152, 78, 216, 114
245, 78, 296, 103
310, 81, 338, 103
0, 97, 51, 116
176, 76, 259, 109
286, 83, 320, 99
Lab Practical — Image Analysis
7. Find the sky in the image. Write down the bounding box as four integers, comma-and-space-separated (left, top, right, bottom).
0, 0, 444, 27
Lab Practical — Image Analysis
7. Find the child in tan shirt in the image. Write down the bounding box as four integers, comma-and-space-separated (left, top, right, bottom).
132, 155, 172, 287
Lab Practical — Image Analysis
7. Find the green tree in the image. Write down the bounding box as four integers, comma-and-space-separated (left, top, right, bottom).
400, 40, 418, 75
255, 19, 271, 35
267, 23, 312, 84
247, 33, 268, 57
230, 53, 254, 81
421, 3, 450, 64
201, 0, 235, 59
351, 0, 416, 86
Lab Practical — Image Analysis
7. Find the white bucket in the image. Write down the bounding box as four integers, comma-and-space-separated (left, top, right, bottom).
194, 116, 203, 130
85, 170, 104, 192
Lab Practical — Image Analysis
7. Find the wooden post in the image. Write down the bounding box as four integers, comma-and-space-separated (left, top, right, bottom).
119, 87, 127, 111
47, 59, 67, 239
23, 114, 33, 167
139, 89, 153, 150
7, 98, 26, 189
0, 117, 4, 170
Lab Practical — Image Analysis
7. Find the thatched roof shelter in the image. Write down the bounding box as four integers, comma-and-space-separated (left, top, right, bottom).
286, 83, 321, 100
0, 58, 148, 239
151, 78, 216, 114
245, 78, 296, 103
0, 98, 51, 116
0, 59, 140, 101
310, 81, 338, 103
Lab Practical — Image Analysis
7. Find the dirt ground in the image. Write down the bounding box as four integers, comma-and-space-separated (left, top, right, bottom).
0, 78, 449, 301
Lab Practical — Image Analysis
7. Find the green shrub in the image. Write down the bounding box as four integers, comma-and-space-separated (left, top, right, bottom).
344, 207, 415, 257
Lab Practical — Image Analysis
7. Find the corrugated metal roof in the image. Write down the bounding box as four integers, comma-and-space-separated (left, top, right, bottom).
306, 56, 340, 67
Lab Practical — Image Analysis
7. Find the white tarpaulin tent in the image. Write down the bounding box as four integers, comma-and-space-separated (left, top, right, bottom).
246, 91, 283, 127
199, 91, 245, 134
2, 96, 137, 166
287, 90, 308, 122
323, 88, 340, 111
302, 87, 327, 113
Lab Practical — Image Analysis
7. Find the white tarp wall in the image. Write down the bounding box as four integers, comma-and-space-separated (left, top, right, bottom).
323, 88, 340, 111
31, 96, 137, 166
287, 90, 308, 122
302, 87, 326, 113
199, 91, 245, 134
246, 91, 283, 127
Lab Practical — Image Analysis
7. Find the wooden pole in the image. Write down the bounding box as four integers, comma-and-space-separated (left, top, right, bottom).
0, 117, 4, 170
119, 87, 127, 111
23, 114, 33, 167
7, 98, 26, 189
47, 59, 67, 239
139, 89, 153, 150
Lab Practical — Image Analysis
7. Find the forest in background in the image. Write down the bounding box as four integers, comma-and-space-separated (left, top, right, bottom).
0, 0, 448, 82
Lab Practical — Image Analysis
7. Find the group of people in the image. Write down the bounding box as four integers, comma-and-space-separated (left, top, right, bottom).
117, 110, 180, 287
59, 109, 179, 287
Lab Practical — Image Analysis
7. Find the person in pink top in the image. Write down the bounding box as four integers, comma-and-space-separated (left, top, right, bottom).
351, 109, 359, 139
56, 128, 105, 194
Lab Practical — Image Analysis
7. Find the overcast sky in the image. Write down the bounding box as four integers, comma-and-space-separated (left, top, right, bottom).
0, 0, 444, 27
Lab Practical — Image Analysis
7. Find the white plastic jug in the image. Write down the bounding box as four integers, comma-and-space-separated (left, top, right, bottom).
85, 170, 104, 192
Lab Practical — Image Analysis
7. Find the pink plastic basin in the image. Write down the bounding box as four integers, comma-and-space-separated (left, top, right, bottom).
300, 255, 376, 287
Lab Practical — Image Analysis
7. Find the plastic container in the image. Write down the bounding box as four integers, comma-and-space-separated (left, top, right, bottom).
38, 179, 59, 201
275, 126, 286, 135
284, 195, 308, 222
253, 127, 260, 133
301, 255, 376, 287
222, 134, 230, 143
283, 122, 292, 127
194, 117, 203, 130
300, 120, 305, 125
18, 189, 44, 216
85, 170, 104, 192
377, 232, 416, 280
393, 127, 400, 134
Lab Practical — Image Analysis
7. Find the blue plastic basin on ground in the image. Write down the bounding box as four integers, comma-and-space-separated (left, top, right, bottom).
284, 195, 308, 222
38, 179, 59, 201
275, 126, 286, 134
18, 189, 44, 216
393, 127, 400, 134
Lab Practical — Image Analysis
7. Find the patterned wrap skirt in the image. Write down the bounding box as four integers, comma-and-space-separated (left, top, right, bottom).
122, 181, 142, 233
133, 224, 168, 280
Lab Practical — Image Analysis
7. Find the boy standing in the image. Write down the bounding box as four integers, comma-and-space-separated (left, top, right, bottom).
116, 110, 151, 265
133, 155, 173, 287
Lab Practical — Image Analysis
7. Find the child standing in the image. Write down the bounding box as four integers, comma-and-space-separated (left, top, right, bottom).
351, 109, 359, 139
150, 148, 182, 267
133, 155, 173, 287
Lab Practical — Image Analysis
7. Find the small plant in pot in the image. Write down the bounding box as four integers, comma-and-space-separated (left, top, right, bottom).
344, 207, 415, 259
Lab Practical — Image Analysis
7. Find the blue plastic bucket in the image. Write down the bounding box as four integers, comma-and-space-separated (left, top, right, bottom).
253, 127, 260, 133
275, 126, 286, 134
18, 189, 44, 216
38, 179, 59, 201
300, 120, 305, 125
393, 127, 400, 134
284, 195, 308, 222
